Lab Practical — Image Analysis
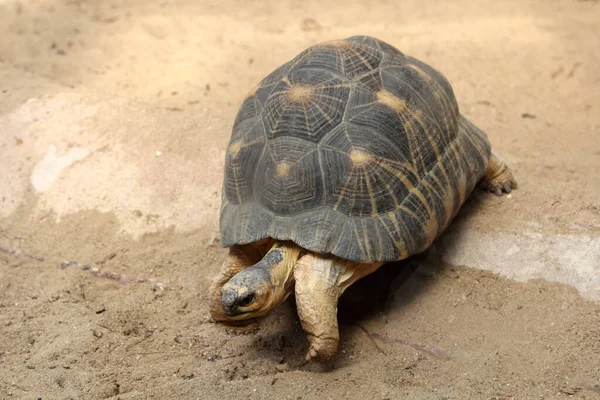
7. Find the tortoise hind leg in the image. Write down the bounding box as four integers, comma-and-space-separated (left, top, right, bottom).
294, 253, 382, 362
479, 152, 518, 196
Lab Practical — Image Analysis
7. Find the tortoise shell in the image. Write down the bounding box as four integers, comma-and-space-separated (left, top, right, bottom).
220, 35, 490, 262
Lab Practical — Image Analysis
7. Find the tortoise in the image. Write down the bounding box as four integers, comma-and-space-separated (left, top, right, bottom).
210, 35, 517, 362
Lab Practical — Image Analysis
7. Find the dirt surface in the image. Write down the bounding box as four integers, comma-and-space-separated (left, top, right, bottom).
1, 0, 599, 398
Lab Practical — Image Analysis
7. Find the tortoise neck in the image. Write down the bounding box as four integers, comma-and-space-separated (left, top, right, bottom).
253, 241, 301, 298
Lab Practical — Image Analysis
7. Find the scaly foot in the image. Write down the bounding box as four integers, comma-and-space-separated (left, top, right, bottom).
479, 152, 518, 196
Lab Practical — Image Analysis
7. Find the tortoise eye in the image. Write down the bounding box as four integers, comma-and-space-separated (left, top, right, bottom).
238, 293, 255, 307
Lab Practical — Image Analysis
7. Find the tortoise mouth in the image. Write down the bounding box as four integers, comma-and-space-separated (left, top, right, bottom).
222, 305, 257, 320
222, 306, 246, 317
222, 302, 252, 316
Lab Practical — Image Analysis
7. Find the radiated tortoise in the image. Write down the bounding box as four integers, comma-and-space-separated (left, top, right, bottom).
210, 35, 517, 362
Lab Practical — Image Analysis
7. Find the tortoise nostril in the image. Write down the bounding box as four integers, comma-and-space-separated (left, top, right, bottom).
221, 290, 237, 309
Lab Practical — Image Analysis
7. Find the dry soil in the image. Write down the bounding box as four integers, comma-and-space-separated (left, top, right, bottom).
1, 0, 599, 399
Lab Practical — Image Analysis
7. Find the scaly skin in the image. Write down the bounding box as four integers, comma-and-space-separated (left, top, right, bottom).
480, 152, 518, 195
294, 252, 382, 362
209, 244, 261, 324
220, 241, 302, 320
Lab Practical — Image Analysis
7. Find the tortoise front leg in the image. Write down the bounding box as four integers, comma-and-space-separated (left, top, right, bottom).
294, 252, 382, 362
209, 244, 262, 323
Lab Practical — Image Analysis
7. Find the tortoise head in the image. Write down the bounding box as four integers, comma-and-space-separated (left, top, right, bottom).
220, 267, 274, 319
220, 244, 297, 320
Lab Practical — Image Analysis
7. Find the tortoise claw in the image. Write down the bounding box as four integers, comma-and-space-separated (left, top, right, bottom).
481, 153, 517, 197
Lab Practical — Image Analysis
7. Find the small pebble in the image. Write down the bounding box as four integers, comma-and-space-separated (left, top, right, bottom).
275, 363, 289, 372
26, 364, 36, 369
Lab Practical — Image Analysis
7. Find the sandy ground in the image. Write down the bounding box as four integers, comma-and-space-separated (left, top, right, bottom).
1, 0, 599, 398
